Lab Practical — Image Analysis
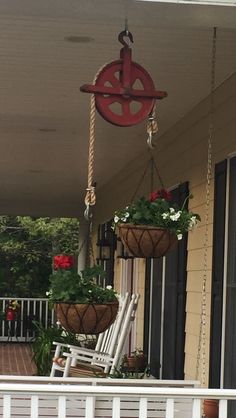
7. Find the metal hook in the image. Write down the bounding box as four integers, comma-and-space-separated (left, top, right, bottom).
118, 30, 133, 48
84, 203, 93, 221
147, 131, 155, 149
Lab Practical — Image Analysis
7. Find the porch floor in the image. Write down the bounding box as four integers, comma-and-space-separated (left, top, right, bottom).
0, 343, 37, 375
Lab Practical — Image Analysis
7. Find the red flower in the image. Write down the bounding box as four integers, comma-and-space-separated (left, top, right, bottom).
53, 255, 75, 270
149, 189, 172, 202
150, 191, 159, 202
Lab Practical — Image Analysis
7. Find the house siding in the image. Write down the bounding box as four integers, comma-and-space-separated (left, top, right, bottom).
94, 72, 236, 384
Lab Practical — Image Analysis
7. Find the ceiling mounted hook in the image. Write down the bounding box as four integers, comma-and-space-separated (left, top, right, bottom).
118, 30, 133, 48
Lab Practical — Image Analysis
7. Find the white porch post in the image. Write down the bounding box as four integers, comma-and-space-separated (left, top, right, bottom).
77, 221, 90, 273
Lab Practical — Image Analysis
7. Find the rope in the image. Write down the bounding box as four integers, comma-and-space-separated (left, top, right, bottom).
195, 27, 217, 387
84, 64, 108, 219
84, 93, 96, 209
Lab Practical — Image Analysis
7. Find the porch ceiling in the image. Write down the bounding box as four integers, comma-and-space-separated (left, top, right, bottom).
0, 0, 235, 218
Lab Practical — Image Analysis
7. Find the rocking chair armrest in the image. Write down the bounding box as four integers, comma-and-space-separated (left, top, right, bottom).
68, 345, 97, 355
63, 351, 113, 365
68, 345, 111, 358
52, 341, 70, 349
52, 341, 71, 359
71, 349, 113, 360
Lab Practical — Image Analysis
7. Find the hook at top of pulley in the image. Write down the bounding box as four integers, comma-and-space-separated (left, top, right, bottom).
118, 30, 134, 48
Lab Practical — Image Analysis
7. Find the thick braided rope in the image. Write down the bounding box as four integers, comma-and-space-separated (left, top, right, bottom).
84, 64, 108, 209
84, 92, 96, 207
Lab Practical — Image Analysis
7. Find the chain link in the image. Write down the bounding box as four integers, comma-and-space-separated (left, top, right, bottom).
195, 27, 217, 387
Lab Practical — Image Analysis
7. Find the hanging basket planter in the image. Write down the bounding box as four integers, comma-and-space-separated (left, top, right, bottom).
118, 223, 178, 258
55, 301, 119, 335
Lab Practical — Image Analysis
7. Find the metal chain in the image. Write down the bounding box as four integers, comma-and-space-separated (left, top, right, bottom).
131, 151, 165, 202
195, 27, 217, 387
130, 159, 151, 202
148, 149, 165, 189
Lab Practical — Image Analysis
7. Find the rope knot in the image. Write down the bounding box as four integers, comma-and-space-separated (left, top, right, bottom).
84, 186, 96, 207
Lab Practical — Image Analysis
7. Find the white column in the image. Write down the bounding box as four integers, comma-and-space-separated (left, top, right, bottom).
77, 221, 89, 273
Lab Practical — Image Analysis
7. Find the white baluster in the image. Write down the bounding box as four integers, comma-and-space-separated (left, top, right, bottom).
192, 399, 201, 418
3, 394, 11, 418
166, 398, 174, 418
112, 397, 121, 418
58, 395, 66, 418
45, 300, 49, 328
85, 396, 95, 418
139, 397, 148, 418
219, 399, 227, 418
39, 300, 43, 325
31, 395, 39, 418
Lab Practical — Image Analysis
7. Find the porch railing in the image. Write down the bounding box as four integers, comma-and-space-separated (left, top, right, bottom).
0, 377, 235, 417
0, 297, 55, 342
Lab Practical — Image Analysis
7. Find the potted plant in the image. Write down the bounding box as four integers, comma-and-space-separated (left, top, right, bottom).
48, 256, 118, 334
5, 300, 21, 321
203, 399, 219, 418
32, 321, 81, 376
113, 188, 200, 258
121, 349, 148, 373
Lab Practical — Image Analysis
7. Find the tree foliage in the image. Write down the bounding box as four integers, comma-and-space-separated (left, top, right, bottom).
0, 216, 80, 297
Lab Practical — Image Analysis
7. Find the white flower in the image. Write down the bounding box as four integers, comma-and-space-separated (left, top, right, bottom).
162, 213, 169, 219
46, 290, 51, 297
121, 217, 127, 222
114, 215, 119, 223
189, 215, 197, 228
170, 211, 181, 221
106, 285, 112, 290
177, 234, 183, 240
124, 212, 129, 218
88, 290, 92, 293
170, 207, 175, 213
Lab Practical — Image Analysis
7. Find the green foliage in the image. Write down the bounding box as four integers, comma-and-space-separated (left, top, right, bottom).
0, 216, 80, 297
32, 322, 80, 376
49, 265, 117, 304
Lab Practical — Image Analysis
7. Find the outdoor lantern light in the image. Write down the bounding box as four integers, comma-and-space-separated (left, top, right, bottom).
96, 225, 112, 261
97, 238, 111, 261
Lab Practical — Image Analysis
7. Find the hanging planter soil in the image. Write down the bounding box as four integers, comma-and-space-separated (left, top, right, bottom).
118, 223, 178, 258
55, 300, 119, 334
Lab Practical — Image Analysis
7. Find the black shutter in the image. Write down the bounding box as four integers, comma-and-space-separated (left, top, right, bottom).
224, 157, 236, 390
209, 159, 227, 388
162, 183, 188, 379
144, 258, 163, 378
144, 182, 188, 379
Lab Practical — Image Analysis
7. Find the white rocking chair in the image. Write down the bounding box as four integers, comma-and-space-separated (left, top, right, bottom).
50, 293, 139, 378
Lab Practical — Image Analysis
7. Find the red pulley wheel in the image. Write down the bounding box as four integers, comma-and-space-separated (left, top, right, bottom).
80, 30, 167, 127
95, 60, 155, 127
